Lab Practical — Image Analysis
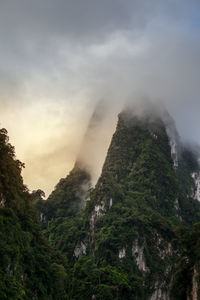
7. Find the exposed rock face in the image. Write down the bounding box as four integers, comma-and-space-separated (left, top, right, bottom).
187, 264, 199, 300
170, 139, 179, 168
155, 233, 173, 259
164, 110, 180, 169
150, 130, 158, 140
90, 201, 106, 230
94, 202, 106, 217
191, 265, 199, 300
132, 239, 148, 272
74, 242, 87, 258
174, 198, 179, 210
191, 172, 200, 201
0, 193, 6, 206
89, 197, 114, 231
119, 248, 126, 259
150, 282, 170, 300
39, 212, 46, 223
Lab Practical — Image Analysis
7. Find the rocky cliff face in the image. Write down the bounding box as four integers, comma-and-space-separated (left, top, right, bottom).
187, 264, 199, 300
65, 109, 200, 299
2, 106, 200, 299
40, 108, 200, 299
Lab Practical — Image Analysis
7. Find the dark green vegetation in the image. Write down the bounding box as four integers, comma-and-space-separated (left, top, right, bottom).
172, 223, 200, 299
42, 111, 200, 299
1, 110, 200, 299
0, 128, 68, 299
41, 164, 91, 220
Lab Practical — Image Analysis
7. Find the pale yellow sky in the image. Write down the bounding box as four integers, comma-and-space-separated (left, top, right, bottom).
1, 98, 120, 197
1, 98, 93, 196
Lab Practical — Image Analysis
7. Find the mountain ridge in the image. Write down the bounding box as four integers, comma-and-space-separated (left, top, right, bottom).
41, 107, 200, 299
1, 106, 200, 299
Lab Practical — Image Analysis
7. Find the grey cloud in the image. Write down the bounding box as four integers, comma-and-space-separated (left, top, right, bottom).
0, 0, 162, 41
0, 0, 200, 193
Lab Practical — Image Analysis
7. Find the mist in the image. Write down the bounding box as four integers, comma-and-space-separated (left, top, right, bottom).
0, 0, 200, 195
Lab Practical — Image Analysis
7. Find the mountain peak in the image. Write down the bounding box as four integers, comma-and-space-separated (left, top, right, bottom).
35, 107, 200, 300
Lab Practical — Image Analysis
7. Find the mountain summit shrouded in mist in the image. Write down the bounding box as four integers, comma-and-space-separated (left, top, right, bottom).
1, 1, 200, 299
1, 104, 200, 299
32, 105, 200, 300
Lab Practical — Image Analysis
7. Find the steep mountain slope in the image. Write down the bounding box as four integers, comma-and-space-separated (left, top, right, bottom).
36, 163, 91, 260
0, 128, 68, 300
2, 105, 200, 299
171, 223, 200, 299
40, 164, 91, 221
39, 108, 200, 299
38, 101, 112, 258
72, 110, 192, 299
39, 101, 112, 225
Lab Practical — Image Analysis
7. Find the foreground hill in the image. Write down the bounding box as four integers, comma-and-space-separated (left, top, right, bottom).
0, 128, 68, 299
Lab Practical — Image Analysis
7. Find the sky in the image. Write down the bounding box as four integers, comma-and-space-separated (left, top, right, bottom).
0, 0, 200, 196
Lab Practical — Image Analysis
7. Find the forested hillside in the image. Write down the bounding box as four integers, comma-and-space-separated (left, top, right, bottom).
0, 128, 68, 299
41, 110, 200, 299
1, 108, 200, 299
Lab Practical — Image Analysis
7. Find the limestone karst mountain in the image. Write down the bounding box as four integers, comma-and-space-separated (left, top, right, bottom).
1, 106, 200, 300
41, 107, 200, 299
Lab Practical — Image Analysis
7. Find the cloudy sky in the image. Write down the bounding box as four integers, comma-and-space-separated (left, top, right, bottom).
0, 0, 200, 196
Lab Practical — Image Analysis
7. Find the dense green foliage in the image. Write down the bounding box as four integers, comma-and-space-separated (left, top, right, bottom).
36, 164, 90, 230
2, 109, 200, 299
171, 223, 200, 299
0, 128, 68, 299
42, 112, 200, 299
74, 114, 180, 299
46, 165, 90, 219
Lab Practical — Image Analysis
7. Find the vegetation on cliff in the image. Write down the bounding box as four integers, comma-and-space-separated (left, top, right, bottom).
1, 108, 200, 299
0, 128, 68, 299
42, 111, 200, 299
